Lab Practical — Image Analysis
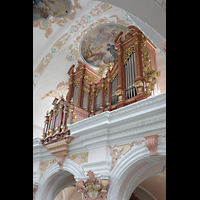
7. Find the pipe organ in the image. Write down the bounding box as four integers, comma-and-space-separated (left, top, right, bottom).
40, 25, 161, 170
65, 25, 160, 124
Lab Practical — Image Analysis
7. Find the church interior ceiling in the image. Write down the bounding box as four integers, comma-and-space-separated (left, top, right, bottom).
33, 0, 166, 133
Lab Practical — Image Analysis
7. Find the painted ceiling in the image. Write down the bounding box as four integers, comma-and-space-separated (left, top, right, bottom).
33, 0, 71, 21
33, 0, 166, 138
80, 24, 126, 68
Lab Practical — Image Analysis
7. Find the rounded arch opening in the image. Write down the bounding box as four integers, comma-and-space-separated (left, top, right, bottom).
108, 142, 166, 200
127, 172, 166, 200
123, 159, 166, 200
35, 159, 85, 200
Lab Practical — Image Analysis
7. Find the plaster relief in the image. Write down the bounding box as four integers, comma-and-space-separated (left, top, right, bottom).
76, 170, 110, 200
39, 158, 57, 179
144, 134, 159, 156
68, 152, 88, 171
110, 140, 145, 171
41, 81, 69, 100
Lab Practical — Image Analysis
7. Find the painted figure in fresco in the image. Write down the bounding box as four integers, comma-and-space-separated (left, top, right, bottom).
106, 44, 117, 62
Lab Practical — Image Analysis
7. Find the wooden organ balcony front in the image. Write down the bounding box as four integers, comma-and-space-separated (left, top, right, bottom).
40, 25, 161, 143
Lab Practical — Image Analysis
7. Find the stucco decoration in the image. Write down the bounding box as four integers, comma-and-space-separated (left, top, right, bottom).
110, 139, 145, 171
41, 81, 69, 100
68, 152, 88, 171
80, 24, 127, 68
33, 0, 81, 38
144, 134, 159, 156
33, 0, 72, 22
33, 5, 132, 90
39, 158, 57, 179
76, 170, 110, 200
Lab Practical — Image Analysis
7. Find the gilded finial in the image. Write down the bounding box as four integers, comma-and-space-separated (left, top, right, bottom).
46, 110, 49, 116
126, 27, 130, 34
70, 98, 73, 103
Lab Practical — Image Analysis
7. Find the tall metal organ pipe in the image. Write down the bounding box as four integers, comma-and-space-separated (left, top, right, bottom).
125, 52, 137, 99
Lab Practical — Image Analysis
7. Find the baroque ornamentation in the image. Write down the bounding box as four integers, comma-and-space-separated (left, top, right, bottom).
68, 152, 88, 171
33, 8, 131, 89
76, 170, 110, 200
110, 139, 145, 171
40, 158, 57, 179
124, 45, 135, 65
144, 134, 159, 156
141, 35, 161, 97
41, 81, 69, 100
33, 0, 82, 38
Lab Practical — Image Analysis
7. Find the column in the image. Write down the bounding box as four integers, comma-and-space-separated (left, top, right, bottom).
50, 98, 59, 135
86, 86, 91, 114
77, 71, 84, 107
91, 84, 96, 115
100, 79, 105, 110
133, 33, 146, 96
106, 67, 112, 110
67, 65, 75, 103
55, 103, 63, 134
42, 111, 49, 139
61, 104, 69, 133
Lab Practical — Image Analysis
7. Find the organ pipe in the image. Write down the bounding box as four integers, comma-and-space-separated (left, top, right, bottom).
125, 52, 137, 99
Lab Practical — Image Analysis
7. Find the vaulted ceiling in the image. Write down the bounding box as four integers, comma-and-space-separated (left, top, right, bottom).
33, 0, 166, 138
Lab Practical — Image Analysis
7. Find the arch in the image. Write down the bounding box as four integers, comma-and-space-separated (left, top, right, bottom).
108, 140, 166, 200
123, 160, 166, 200
35, 158, 85, 200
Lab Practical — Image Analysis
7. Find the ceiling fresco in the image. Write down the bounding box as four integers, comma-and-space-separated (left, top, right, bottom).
33, 0, 71, 21
80, 24, 127, 68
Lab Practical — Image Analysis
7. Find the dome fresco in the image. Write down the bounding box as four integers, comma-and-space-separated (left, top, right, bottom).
80, 24, 127, 68
33, 0, 71, 21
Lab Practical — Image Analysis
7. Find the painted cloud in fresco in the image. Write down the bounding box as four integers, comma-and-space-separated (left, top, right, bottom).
80, 24, 127, 68
33, 0, 71, 21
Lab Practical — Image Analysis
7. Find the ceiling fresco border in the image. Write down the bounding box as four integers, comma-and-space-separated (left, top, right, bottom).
33, 0, 73, 22
33, 2, 113, 73
33, 0, 82, 38
33, 3, 131, 91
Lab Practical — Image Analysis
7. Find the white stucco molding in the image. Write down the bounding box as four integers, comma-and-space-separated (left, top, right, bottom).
108, 142, 166, 200
35, 158, 85, 200
33, 137, 55, 162
34, 93, 165, 164
82, 160, 112, 177
69, 92, 166, 150
33, 171, 41, 185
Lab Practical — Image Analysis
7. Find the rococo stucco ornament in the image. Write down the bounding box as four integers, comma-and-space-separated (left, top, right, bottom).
76, 170, 110, 200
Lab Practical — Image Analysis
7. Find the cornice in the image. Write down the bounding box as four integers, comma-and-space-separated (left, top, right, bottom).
34, 93, 166, 161
68, 93, 166, 149
82, 160, 112, 177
